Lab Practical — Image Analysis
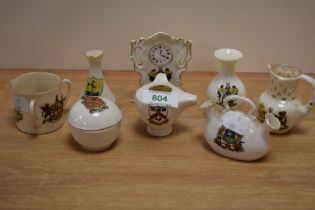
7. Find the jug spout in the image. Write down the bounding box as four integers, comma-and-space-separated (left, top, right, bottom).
299, 97, 315, 119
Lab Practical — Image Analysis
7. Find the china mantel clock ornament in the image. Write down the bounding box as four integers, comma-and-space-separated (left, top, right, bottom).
130, 32, 192, 88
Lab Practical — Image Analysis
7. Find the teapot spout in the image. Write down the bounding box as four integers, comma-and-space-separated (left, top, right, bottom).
261, 113, 281, 133
179, 92, 197, 110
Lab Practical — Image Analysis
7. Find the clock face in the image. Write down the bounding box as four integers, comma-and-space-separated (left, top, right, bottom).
149, 44, 173, 66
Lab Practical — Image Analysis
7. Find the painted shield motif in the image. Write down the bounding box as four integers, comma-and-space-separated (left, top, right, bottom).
217, 82, 239, 107
148, 106, 169, 125
84, 77, 103, 96
257, 103, 288, 130
40, 95, 65, 124
214, 125, 244, 152
81, 96, 108, 113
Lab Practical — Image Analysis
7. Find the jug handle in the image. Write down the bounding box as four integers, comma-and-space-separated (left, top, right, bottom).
223, 95, 256, 117
300, 74, 315, 110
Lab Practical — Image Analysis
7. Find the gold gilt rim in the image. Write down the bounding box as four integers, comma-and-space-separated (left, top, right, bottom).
149, 85, 172, 92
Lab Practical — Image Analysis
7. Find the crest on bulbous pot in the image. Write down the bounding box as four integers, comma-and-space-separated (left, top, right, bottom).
40, 95, 65, 124
81, 96, 108, 114
216, 82, 239, 107
148, 106, 169, 125
130, 32, 192, 88
214, 125, 244, 152
84, 77, 103, 96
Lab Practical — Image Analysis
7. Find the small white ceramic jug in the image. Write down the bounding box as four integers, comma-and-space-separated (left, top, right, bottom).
200, 95, 280, 161
207, 48, 246, 110
135, 73, 197, 137
258, 64, 315, 134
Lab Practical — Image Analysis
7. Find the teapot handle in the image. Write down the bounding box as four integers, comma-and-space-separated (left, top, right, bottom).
223, 95, 256, 117
300, 74, 315, 109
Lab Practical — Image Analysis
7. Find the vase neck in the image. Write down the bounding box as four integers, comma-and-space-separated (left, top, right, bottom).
268, 75, 298, 100
218, 60, 237, 76
88, 60, 103, 78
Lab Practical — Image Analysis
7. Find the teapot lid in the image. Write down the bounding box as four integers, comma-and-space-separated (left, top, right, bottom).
136, 73, 186, 99
68, 96, 122, 131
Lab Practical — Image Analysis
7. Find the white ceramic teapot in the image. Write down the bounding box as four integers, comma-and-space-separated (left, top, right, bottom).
200, 95, 280, 161
135, 73, 197, 137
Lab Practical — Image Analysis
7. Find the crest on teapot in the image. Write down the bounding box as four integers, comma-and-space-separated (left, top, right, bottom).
148, 106, 169, 125
214, 125, 244, 152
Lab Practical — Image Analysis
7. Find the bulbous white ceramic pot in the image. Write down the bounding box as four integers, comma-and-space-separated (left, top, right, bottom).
68, 96, 122, 151
258, 64, 315, 134
207, 48, 246, 110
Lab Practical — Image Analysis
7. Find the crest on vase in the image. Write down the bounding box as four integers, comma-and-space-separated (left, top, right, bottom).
217, 82, 239, 107
214, 125, 244, 152
130, 32, 192, 88
148, 106, 169, 125
84, 77, 103, 96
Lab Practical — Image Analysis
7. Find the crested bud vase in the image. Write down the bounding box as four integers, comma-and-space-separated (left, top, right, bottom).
207, 48, 246, 110
80, 49, 115, 102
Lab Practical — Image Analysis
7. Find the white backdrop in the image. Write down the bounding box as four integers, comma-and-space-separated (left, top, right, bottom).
0, 0, 314, 72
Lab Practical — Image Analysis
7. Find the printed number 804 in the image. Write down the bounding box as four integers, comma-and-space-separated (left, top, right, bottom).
152, 94, 168, 102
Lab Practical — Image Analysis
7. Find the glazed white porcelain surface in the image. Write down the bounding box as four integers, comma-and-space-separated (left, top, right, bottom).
68, 96, 121, 130
69, 122, 121, 152
81, 49, 115, 102
130, 32, 192, 88
258, 64, 315, 134
207, 48, 246, 110
200, 95, 280, 161
135, 73, 197, 137
68, 95, 122, 151
10, 72, 71, 134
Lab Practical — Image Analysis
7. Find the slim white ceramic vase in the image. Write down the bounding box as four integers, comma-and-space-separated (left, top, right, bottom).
207, 48, 246, 110
80, 49, 115, 102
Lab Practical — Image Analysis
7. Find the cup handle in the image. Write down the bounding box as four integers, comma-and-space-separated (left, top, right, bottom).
223, 95, 256, 117
62, 79, 72, 107
300, 74, 315, 109
30, 99, 41, 128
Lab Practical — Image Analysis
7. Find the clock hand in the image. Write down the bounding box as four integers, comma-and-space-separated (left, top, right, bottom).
160, 50, 167, 58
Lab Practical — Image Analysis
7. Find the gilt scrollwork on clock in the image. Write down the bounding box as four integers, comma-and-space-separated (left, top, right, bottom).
130, 32, 192, 88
